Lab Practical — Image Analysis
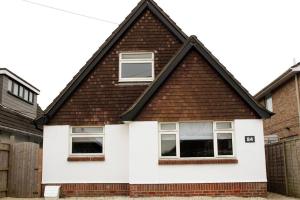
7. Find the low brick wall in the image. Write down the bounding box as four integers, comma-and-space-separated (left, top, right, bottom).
43, 183, 129, 197
43, 182, 267, 197
129, 183, 267, 197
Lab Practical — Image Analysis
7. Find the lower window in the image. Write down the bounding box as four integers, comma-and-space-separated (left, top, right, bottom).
160, 134, 177, 157
71, 136, 103, 154
70, 127, 104, 156
159, 122, 234, 158
217, 132, 233, 156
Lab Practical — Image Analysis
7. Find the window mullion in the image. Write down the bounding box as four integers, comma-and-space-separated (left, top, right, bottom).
176, 123, 180, 158
213, 129, 218, 157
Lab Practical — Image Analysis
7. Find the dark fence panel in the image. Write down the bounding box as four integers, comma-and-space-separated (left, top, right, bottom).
265, 136, 300, 198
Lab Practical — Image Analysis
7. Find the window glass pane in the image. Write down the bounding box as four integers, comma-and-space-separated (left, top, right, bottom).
121, 53, 152, 59
29, 92, 33, 103
72, 127, 103, 133
72, 137, 103, 154
161, 134, 176, 157
216, 122, 232, 130
160, 123, 176, 131
179, 122, 214, 157
24, 89, 28, 100
19, 86, 24, 98
217, 133, 233, 156
121, 63, 152, 78
265, 96, 273, 112
13, 83, 18, 95
8, 79, 12, 92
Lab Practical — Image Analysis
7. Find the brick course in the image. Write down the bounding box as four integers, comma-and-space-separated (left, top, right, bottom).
43, 182, 267, 197
129, 183, 267, 197
43, 183, 129, 197
158, 158, 238, 165
136, 50, 259, 121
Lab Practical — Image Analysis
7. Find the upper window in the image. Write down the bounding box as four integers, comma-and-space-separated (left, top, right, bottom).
7, 79, 34, 104
70, 127, 104, 156
159, 121, 234, 159
119, 52, 154, 82
265, 95, 273, 112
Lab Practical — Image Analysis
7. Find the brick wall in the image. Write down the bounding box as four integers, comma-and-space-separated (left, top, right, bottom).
136, 50, 259, 121
261, 74, 300, 138
43, 182, 267, 197
48, 9, 183, 125
43, 183, 129, 197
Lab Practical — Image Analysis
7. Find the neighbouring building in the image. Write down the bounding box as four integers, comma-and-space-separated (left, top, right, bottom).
0, 68, 42, 144
255, 63, 300, 143
37, 0, 271, 197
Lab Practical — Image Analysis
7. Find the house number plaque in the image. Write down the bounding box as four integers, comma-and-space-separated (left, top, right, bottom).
245, 136, 255, 143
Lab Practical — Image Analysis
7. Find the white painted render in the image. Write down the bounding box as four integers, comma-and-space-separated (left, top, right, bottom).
42, 124, 129, 184
128, 120, 267, 184
42, 119, 266, 184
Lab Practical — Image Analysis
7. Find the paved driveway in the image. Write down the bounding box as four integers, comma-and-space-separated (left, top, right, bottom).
2, 193, 299, 200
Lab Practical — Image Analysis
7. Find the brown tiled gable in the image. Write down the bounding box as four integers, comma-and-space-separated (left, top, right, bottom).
122, 37, 271, 120
135, 49, 259, 121
48, 9, 183, 125
40, 0, 270, 125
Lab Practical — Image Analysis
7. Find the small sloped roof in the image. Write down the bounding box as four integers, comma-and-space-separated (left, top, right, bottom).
121, 36, 272, 120
0, 105, 42, 138
255, 63, 300, 100
37, 0, 188, 124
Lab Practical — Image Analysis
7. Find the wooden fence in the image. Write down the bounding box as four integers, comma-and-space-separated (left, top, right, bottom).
0, 142, 42, 198
265, 136, 300, 198
0, 143, 9, 197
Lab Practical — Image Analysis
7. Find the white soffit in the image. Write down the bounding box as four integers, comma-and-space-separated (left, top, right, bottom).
0, 69, 40, 94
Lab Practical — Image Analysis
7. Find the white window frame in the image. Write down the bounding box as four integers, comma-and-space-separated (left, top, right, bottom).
159, 121, 235, 159
159, 122, 179, 158
69, 126, 105, 156
119, 52, 154, 82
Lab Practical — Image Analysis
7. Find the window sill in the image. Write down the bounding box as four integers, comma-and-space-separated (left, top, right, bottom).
67, 156, 105, 162
158, 158, 238, 165
116, 82, 152, 86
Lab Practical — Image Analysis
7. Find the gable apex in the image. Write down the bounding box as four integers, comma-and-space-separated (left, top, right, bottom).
121, 36, 273, 120
37, 0, 188, 124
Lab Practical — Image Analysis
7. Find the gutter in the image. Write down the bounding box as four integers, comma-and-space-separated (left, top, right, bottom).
0, 125, 43, 138
255, 63, 300, 100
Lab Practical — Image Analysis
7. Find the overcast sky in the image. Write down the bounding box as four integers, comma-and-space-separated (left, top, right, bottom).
1, 0, 299, 109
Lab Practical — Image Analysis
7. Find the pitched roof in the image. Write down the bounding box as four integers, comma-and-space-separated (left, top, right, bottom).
37, 0, 188, 125
121, 36, 272, 120
255, 63, 300, 100
0, 104, 42, 138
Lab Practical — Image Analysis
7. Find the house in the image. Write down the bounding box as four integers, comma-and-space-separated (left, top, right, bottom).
38, 0, 272, 197
255, 63, 300, 143
0, 68, 42, 144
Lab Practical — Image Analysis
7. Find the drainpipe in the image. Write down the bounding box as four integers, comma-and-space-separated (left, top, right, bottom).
294, 74, 300, 126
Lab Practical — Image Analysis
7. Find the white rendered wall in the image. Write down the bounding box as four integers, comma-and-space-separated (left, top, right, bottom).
129, 120, 267, 184
42, 124, 129, 184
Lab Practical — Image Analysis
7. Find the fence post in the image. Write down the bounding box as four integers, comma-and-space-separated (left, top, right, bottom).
282, 141, 289, 195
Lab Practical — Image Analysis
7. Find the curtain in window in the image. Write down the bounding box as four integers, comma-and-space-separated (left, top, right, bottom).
179, 122, 213, 140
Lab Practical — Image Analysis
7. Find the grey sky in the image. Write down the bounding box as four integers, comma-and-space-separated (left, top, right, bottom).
0, 0, 299, 109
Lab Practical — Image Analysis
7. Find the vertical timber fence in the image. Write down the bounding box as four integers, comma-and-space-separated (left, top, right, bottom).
0, 143, 9, 197
0, 142, 42, 198
265, 136, 300, 198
